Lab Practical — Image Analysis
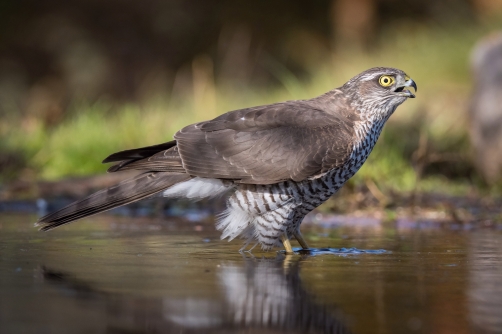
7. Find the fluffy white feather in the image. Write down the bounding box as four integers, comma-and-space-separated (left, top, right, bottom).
162, 177, 232, 200
216, 205, 254, 241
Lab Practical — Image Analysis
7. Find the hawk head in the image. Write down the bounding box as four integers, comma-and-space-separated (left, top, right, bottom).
342, 67, 417, 119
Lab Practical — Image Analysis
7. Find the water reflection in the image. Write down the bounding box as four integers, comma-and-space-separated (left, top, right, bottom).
4, 213, 502, 333
42, 256, 351, 333
468, 231, 502, 333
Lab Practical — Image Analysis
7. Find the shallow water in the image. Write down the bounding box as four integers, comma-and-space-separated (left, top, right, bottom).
1, 212, 502, 334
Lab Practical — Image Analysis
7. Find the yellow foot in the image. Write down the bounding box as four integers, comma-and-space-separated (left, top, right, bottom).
293, 231, 310, 249
281, 235, 294, 254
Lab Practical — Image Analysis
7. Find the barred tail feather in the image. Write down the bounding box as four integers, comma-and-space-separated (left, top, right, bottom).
35, 172, 191, 231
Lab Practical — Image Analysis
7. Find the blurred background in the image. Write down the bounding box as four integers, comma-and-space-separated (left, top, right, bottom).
1, 0, 502, 205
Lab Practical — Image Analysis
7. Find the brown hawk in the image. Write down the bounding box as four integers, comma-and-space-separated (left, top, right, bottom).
36, 67, 417, 253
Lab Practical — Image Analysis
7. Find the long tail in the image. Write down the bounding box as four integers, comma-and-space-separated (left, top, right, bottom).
35, 172, 192, 231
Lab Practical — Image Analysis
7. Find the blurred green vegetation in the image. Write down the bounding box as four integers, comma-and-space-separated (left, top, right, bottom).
2, 20, 502, 197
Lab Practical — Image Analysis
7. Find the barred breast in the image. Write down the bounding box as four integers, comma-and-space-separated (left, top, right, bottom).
217, 116, 388, 251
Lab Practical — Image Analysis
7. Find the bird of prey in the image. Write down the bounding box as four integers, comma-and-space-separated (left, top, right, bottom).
36, 67, 417, 253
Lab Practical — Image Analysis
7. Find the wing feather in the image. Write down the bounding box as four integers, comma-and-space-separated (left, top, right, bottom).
105, 92, 357, 184
175, 97, 358, 184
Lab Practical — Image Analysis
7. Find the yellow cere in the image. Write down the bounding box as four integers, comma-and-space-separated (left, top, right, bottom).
379, 75, 395, 87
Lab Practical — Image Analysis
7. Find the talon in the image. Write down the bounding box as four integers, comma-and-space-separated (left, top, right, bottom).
293, 231, 310, 249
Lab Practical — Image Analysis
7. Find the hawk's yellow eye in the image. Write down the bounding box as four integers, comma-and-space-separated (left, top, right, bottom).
379, 75, 395, 87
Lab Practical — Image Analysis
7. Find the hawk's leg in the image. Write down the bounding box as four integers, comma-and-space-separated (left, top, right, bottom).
281, 235, 294, 254
293, 231, 309, 249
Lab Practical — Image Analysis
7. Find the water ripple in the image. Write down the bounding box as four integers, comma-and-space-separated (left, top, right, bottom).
283, 247, 389, 256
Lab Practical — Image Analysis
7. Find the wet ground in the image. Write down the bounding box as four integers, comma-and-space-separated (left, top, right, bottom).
1, 208, 502, 334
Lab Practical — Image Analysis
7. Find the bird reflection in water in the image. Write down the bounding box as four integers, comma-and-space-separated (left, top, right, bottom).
40, 256, 351, 334
219, 256, 349, 333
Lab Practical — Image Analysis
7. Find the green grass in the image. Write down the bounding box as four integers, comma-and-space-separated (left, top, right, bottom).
2, 21, 500, 196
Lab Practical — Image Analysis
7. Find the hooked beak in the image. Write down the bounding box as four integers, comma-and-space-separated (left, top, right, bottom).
394, 77, 417, 98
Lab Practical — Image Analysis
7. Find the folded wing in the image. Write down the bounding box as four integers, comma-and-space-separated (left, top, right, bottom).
107, 97, 358, 184
175, 99, 358, 184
